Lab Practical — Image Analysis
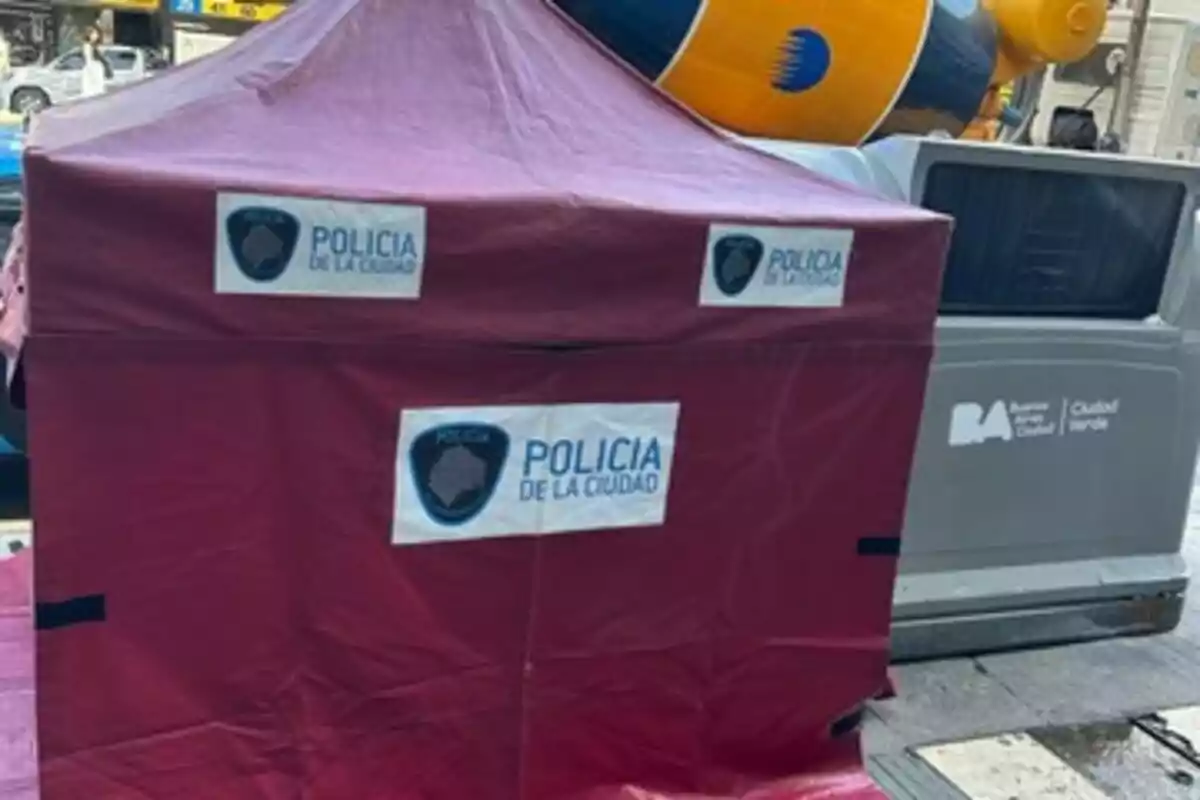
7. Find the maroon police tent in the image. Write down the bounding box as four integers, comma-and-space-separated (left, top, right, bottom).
20, 0, 949, 796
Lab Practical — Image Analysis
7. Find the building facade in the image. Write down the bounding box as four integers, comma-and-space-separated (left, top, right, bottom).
38, 0, 290, 64
50, 0, 160, 55
0, 0, 51, 65
166, 0, 287, 64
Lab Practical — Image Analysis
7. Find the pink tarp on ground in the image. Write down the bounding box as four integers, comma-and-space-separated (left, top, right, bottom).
20, 0, 950, 797
0, 551, 35, 800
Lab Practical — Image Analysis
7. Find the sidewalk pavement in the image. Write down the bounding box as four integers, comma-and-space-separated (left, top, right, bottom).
866, 494, 1200, 798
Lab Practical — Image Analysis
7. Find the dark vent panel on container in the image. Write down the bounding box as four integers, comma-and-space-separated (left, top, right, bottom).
922, 163, 1185, 319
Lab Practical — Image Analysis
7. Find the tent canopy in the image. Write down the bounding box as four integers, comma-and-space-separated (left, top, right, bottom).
32, 0, 922, 206
24, 0, 944, 347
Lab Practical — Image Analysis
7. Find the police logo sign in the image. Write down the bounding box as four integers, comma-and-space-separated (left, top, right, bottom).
712, 234, 764, 297
225, 206, 300, 282
408, 423, 509, 526
699, 223, 854, 308
215, 192, 427, 298
393, 402, 681, 546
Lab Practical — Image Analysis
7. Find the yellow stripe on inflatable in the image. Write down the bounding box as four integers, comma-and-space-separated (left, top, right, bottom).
658, 0, 933, 145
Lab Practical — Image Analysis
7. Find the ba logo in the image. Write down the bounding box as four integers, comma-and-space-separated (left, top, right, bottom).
409, 423, 510, 526
949, 401, 1014, 447
226, 207, 300, 283
712, 234, 765, 297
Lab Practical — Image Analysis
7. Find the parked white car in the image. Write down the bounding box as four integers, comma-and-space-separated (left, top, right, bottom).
0, 46, 167, 113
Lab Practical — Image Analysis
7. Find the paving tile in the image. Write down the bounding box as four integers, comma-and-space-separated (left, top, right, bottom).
1034, 721, 1200, 799
917, 732, 1110, 800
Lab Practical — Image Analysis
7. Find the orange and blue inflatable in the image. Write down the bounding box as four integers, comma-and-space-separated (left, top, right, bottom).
550, 0, 1106, 144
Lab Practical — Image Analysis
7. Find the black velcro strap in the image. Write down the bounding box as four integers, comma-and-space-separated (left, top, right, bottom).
36, 594, 106, 630
830, 707, 866, 738
857, 537, 902, 556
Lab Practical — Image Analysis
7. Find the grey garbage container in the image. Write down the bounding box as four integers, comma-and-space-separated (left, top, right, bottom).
749, 136, 1200, 660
